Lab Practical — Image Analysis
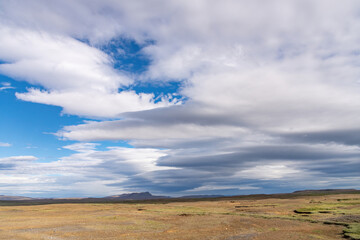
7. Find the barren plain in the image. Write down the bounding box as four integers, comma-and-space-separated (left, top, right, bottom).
0, 193, 359, 240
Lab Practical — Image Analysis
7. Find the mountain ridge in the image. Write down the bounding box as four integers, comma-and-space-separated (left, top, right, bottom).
0, 195, 35, 201
105, 192, 170, 200
0, 189, 359, 201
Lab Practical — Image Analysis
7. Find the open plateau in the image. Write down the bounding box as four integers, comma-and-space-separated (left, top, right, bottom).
0, 189, 359, 239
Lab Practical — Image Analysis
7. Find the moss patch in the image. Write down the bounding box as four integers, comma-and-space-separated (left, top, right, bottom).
343, 223, 360, 240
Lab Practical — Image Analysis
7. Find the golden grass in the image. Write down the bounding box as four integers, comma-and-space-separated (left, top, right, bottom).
0, 194, 359, 239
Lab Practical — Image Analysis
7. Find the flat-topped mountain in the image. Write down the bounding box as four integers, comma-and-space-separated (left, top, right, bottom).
0, 195, 34, 200
105, 192, 170, 200
105, 192, 225, 200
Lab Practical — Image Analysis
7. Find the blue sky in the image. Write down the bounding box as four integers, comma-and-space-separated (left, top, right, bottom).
0, 77, 77, 159
0, 0, 360, 198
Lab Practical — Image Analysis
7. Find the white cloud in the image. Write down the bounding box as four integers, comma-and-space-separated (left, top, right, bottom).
0, 156, 38, 162
0, 175, 52, 184
57, 144, 173, 174
58, 119, 248, 142
16, 88, 177, 118
1, 0, 360, 122
184, 67, 360, 133
0, 147, 176, 197
0, 142, 11, 147
237, 164, 301, 180
0, 82, 14, 91
41, 0, 360, 138
0, 25, 128, 90
0, 24, 176, 117
62, 142, 99, 152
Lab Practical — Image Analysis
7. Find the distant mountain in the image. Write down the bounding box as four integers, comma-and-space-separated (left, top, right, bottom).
293, 189, 358, 194
105, 192, 170, 200
1, 189, 358, 202
179, 195, 224, 199
0, 195, 34, 200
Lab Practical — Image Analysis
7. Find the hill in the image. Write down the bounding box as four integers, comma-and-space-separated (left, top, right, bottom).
0, 195, 34, 201
105, 192, 170, 200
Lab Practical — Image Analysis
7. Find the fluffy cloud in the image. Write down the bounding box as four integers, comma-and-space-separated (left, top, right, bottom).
0, 25, 128, 89
2, 0, 360, 120
0, 146, 174, 197
0, 23, 176, 117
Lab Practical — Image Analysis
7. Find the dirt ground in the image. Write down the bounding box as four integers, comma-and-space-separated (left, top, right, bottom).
0, 194, 359, 240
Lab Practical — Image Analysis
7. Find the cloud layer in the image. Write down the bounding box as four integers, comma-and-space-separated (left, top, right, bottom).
0, 13, 177, 118
1, 0, 360, 196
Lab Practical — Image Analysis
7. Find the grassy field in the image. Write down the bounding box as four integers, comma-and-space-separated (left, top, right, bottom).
0, 193, 359, 239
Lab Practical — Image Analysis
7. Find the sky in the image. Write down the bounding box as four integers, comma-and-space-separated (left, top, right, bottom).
0, 0, 360, 198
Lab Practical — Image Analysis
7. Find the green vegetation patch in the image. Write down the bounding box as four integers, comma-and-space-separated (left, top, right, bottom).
294, 207, 334, 214
343, 223, 360, 240
337, 198, 360, 202
294, 201, 360, 215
